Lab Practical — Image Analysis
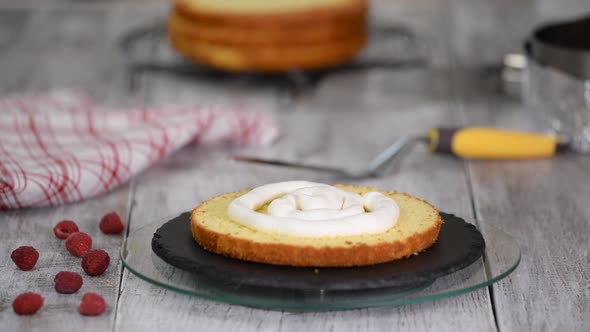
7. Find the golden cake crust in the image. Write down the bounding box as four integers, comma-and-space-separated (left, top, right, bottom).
173, 0, 366, 27
169, 34, 365, 72
168, 10, 366, 46
190, 186, 443, 267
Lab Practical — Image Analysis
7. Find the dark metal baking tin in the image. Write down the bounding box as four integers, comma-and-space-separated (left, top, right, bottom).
526, 14, 590, 80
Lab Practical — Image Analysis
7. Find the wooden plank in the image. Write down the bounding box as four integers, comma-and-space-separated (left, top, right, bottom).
0, 6, 161, 102
448, 0, 590, 329
0, 188, 129, 332
458, 97, 590, 331
116, 106, 496, 331
0, 6, 156, 331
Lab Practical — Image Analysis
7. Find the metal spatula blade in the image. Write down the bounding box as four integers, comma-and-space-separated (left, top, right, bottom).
234, 135, 426, 179
234, 127, 570, 178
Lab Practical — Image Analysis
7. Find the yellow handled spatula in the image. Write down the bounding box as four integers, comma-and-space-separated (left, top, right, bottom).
235, 127, 568, 178
426, 127, 566, 159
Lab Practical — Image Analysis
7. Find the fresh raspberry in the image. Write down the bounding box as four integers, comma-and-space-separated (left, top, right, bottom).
99, 212, 124, 235
65, 232, 92, 257
53, 220, 79, 239
54, 271, 83, 294
10, 246, 39, 271
81, 249, 110, 276
79, 293, 106, 316
12, 292, 44, 315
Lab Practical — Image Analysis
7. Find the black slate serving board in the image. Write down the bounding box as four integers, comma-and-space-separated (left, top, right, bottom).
151, 212, 485, 291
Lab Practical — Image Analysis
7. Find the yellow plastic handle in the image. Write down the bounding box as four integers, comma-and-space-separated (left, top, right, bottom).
429, 127, 560, 159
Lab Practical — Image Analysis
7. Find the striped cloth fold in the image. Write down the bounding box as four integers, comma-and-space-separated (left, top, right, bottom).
0, 91, 279, 209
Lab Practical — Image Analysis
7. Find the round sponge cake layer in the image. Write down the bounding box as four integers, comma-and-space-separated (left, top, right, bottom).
190, 185, 443, 267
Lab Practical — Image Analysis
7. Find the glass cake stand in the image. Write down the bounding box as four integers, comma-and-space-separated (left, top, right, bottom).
121, 214, 520, 311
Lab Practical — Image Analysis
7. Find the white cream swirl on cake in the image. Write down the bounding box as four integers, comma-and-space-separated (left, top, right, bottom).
227, 181, 399, 237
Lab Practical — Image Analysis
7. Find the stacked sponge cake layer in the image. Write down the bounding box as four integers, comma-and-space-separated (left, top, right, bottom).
168, 0, 367, 72
190, 185, 443, 267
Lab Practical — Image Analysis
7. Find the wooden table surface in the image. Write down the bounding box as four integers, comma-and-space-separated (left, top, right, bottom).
1, 1, 589, 331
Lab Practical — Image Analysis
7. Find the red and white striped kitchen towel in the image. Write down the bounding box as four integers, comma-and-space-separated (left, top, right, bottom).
0, 91, 279, 209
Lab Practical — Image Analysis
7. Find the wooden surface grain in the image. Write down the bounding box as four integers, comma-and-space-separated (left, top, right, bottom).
1, 0, 589, 331
459, 98, 590, 331
0, 187, 130, 332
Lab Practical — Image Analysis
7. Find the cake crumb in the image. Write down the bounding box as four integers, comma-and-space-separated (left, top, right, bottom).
314, 268, 319, 274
